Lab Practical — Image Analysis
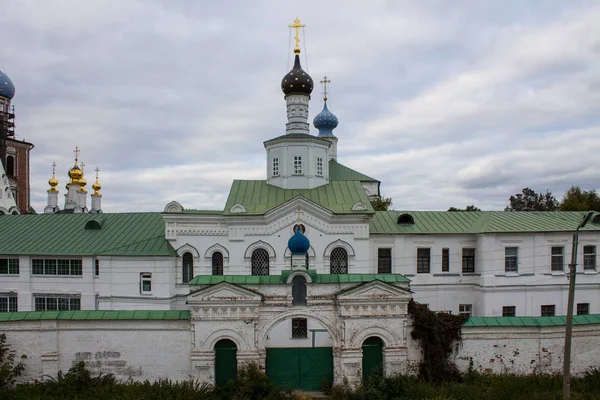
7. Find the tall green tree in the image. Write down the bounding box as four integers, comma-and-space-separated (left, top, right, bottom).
448, 205, 481, 212
505, 188, 559, 211
559, 186, 600, 211
370, 196, 393, 211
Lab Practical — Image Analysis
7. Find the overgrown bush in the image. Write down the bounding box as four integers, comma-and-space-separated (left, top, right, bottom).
0, 333, 26, 388
408, 300, 467, 382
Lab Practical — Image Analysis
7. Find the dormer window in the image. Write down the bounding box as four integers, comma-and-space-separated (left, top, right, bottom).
397, 213, 414, 224
293, 156, 303, 175
272, 157, 279, 176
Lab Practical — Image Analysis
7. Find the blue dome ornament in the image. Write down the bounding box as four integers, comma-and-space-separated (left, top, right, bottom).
288, 228, 310, 255
0, 70, 15, 100
313, 76, 338, 137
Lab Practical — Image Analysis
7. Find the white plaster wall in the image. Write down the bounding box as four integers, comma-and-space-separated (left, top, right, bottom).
265, 142, 329, 189
265, 317, 333, 348
1, 320, 192, 382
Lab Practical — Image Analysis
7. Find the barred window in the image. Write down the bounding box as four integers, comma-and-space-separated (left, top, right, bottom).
34, 295, 80, 311
212, 252, 224, 276
0, 295, 17, 312
292, 318, 308, 338
462, 248, 475, 273
251, 249, 269, 276
584, 246, 596, 271
541, 305, 555, 317
417, 248, 430, 273
577, 303, 589, 315
505, 247, 518, 273
502, 306, 516, 317
31, 259, 82, 276
551, 247, 564, 272
182, 252, 194, 283
330, 247, 348, 274
0, 258, 19, 274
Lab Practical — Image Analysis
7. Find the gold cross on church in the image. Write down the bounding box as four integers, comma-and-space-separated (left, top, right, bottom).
73, 146, 80, 162
289, 18, 305, 54
320, 76, 331, 101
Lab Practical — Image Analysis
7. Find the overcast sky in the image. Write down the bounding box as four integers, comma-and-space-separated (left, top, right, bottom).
1, 0, 599, 213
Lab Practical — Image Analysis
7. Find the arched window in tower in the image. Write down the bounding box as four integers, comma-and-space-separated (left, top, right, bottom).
292, 275, 307, 306
251, 248, 269, 276
6, 156, 14, 177
330, 247, 348, 274
182, 252, 194, 283
212, 252, 224, 276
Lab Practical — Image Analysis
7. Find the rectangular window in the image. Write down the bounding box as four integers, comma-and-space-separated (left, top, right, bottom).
577, 303, 590, 315
505, 247, 518, 273
293, 156, 303, 175
541, 305, 555, 317
551, 246, 564, 272
0, 295, 17, 312
33, 295, 80, 311
291, 318, 308, 338
377, 248, 392, 274
0, 258, 19, 275
140, 273, 152, 294
459, 304, 472, 318
316, 157, 323, 177
272, 157, 279, 176
441, 248, 449, 272
584, 245, 596, 271
94, 259, 100, 276
31, 259, 83, 276
417, 248, 430, 273
462, 248, 475, 273
502, 306, 516, 317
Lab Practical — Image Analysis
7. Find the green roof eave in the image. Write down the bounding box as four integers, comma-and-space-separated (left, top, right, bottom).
0, 310, 190, 322
463, 314, 600, 327
188, 272, 410, 285
328, 160, 378, 182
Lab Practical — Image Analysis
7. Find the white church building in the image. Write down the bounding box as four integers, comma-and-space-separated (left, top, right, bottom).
2, 20, 600, 389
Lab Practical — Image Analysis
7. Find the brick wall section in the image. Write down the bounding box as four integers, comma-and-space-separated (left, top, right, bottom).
6, 138, 32, 213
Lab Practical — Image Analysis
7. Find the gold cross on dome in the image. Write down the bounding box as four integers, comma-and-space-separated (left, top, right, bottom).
80, 161, 86, 172
289, 18, 305, 54
73, 146, 80, 162
52, 162, 57, 177
95, 167, 100, 179
320, 76, 331, 101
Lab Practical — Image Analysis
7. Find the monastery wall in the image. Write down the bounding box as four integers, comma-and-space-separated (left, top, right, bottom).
3, 319, 600, 383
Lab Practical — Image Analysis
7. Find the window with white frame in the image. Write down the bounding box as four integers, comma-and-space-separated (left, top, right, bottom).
140, 273, 152, 294
316, 157, 323, 176
31, 259, 82, 276
0, 295, 17, 312
551, 246, 564, 272
462, 248, 475, 273
272, 157, 279, 176
417, 248, 430, 273
34, 295, 80, 311
293, 156, 303, 175
0, 258, 19, 275
459, 304, 472, 318
584, 245, 596, 271
504, 247, 518, 273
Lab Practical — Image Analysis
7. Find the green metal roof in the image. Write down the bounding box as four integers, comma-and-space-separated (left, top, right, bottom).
0, 310, 190, 322
329, 160, 378, 182
189, 272, 410, 285
464, 314, 600, 327
223, 180, 374, 215
370, 211, 600, 235
181, 210, 223, 215
0, 213, 176, 256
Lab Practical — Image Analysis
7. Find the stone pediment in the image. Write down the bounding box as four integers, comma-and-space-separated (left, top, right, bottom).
336, 280, 412, 303
188, 282, 263, 304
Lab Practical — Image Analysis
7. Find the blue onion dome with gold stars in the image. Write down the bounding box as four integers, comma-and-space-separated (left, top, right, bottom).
313, 101, 338, 137
288, 228, 310, 255
281, 55, 313, 96
0, 70, 15, 100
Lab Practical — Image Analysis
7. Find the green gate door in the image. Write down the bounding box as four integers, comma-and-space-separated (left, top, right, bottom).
362, 336, 383, 381
215, 339, 237, 386
266, 347, 333, 391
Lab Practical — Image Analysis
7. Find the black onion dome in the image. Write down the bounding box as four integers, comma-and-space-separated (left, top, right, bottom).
281, 54, 313, 95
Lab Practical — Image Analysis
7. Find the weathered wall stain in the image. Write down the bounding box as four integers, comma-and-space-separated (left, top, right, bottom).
73, 351, 142, 377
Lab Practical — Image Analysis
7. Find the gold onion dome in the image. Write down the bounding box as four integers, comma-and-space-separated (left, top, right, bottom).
68, 164, 83, 184
48, 176, 58, 191
92, 179, 101, 195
